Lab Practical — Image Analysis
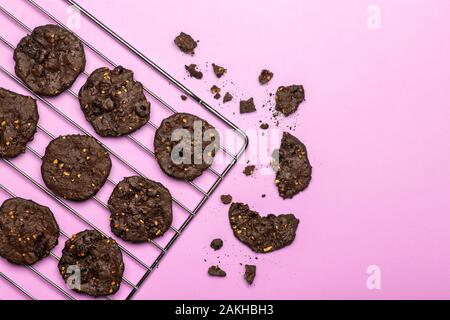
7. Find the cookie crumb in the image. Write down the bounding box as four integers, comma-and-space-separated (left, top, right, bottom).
174, 32, 197, 54
260, 123, 269, 130
259, 69, 273, 85
185, 64, 203, 79
240, 98, 256, 114
244, 264, 256, 285
220, 194, 232, 204
180, 95, 187, 101
212, 63, 227, 78
210, 238, 223, 250
208, 265, 226, 277
223, 92, 233, 103
243, 165, 256, 176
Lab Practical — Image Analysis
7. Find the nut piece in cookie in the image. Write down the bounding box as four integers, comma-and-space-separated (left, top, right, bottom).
244, 264, 256, 285
212, 63, 227, 78
41, 135, 112, 201
208, 265, 227, 277
58, 230, 124, 297
108, 176, 173, 242
14, 24, 86, 96
79, 66, 151, 137
258, 69, 273, 85
0, 88, 39, 159
240, 98, 256, 114
0, 198, 59, 265
185, 64, 203, 79
229, 202, 299, 253
154, 113, 219, 181
174, 32, 197, 54
276, 132, 312, 199
275, 85, 305, 117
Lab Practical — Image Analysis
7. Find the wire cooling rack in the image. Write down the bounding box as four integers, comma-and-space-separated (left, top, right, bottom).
0, 0, 248, 300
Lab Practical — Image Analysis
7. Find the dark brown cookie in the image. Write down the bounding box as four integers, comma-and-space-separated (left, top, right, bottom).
208, 265, 226, 277
14, 24, 86, 97
240, 98, 256, 114
0, 88, 39, 159
275, 85, 305, 116
210, 238, 223, 250
174, 32, 197, 54
78, 66, 150, 137
244, 264, 256, 285
276, 132, 312, 199
223, 92, 233, 103
154, 113, 219, 181
229, 202, 299, 253
243, 165, 255, 176
220, 194, 232, 205
0, 198, 59, 265
41, 135, 112, 201
185, 64, 203, 79
108, 176, 173, 242
258, 69, 273, 85
58, 230, 124, 297
212, 63, 227, 78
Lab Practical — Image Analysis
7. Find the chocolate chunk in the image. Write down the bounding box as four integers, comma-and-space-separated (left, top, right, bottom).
208, 265, 226, 277
260, 123, 269, 130
244, 264, 256, 284
14, 24, 86, 96
185, 64, 203, 79
58, 230, 124, 297
275, 85, 305, 116
108, 176, 173, 242
243, 165, 255, 176
240, 98, 256, 114
210, 238, 223, 250
212, 63, 227, 78
223, 92, 233, 103
0, 198, 59, 265
276, 132, 312, 199
0, 88, 39, 158
41, 135, 112, 201
220, 194, 232, 204
258, 69, 273, 85
78, 66, 151, 137
174, 32, 197, 54
229, 202, 299, 253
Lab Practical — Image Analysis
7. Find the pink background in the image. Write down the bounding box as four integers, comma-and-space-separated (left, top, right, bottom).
1, 0, 450, 300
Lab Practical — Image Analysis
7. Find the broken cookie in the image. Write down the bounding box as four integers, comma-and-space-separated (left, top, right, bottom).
185, 64, 203, 79
244, 264, 256, 285
258, 69, 273, 85
208, 265, 226, 277
275, 85, 305, 116
240, 98, 256, 114
174, 32, 197, 54
212, 63, 227, 78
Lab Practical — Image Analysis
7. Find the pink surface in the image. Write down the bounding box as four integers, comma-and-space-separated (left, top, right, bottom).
1, 0, 450, 300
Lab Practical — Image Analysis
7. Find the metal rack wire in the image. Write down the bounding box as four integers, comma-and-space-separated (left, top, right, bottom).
0, 0, 248, 300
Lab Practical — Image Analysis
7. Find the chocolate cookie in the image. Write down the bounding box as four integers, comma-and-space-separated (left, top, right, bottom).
41, 135, 111, 201
174, 32, 197, 54
78, 66, 150, 137
240, 98, 256, 114
108, 176, 173, 242
275, 85, 305, 116
58, 230, 124, 297
276, 132, 312, 199
229, 202, 299, 253
0, 88, 39, 158
0, 198, 59, 265
154, 113, 219, 181
244, 264, 256, 285
258, 69, 273, 85
14, 24, 86, 96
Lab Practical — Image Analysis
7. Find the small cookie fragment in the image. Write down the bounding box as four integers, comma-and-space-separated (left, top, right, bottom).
208, 265, 226, 277
243, 165, 255, 176
58, 230, 124, 297
258, 69, 273, 85
108, 176, 173, 242
276, 132, 312, 199
229, 202, 299, 253
244, 264, 256, 285
210, 238, 223, 250
181, 95, 187, 101
212, 63, 227, 78
223, 92, 233, 103
0, 88, 39, 159
214, 93, 221, 100
260, 123, 269, 130
174, 32, 197, 54
275, 85, 305, 116
240, 98, 256, 114
220, 194, 232, 204
185, 64, 203, 79
0, 198, 59, 265
210, 85, 221, 94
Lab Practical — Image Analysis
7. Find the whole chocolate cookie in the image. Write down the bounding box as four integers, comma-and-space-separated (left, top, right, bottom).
275, 85, 305, 116
108, 176, 173, 242
154, 113, 219, 181
276, 132, 312, 199
229, 202, 299, 253
0, 198, 59, 265
41, 135, 111, 201
58, 230, 124, 297
14, 24, 86, 96
0, 88, 39, 158
79, 66, 151, 137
